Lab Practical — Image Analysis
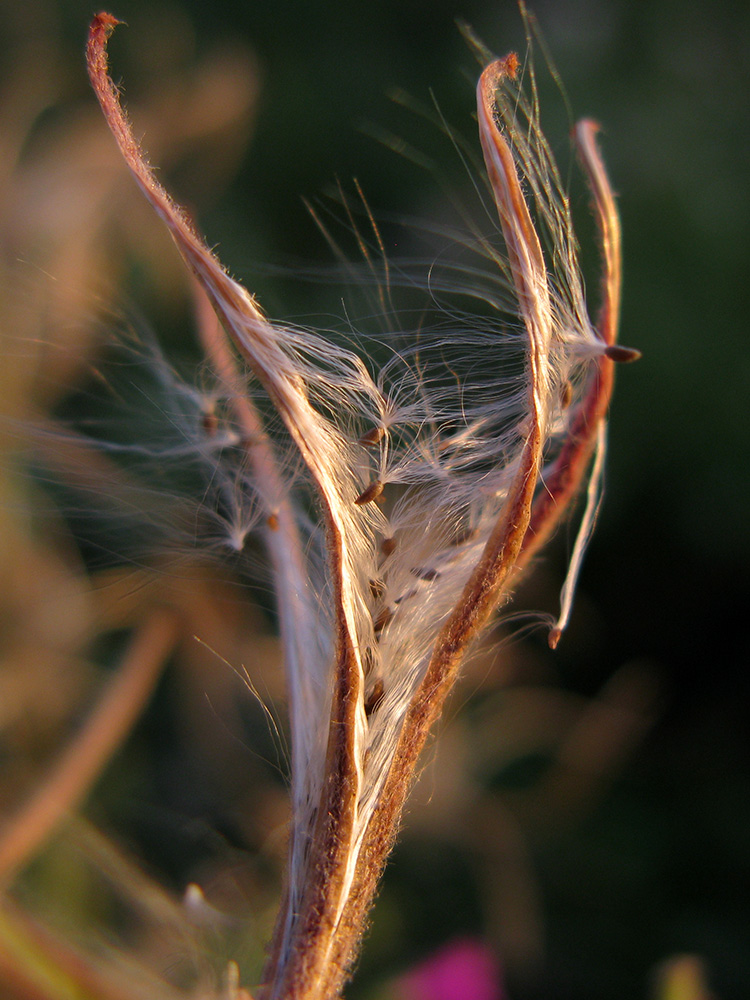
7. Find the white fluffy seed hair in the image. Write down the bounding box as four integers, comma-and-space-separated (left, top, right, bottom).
86, 12, 623, 972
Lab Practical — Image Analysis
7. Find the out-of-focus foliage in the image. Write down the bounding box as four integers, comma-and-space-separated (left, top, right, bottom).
1, 1, 748, 998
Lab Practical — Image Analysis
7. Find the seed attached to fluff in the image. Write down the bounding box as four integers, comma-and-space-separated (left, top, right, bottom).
604, 344, 642, 363
364, 679, 385, 717
560, 380, 573, 410
201, 410, 219, 435
452, 527, 479, 547
412, 566, 440, 581
354, 480, 384, 505
374, 607, 394, 633
380, 536, 397, 556
359, 426, 385, 446
361, 647, 375, 675
394, 588, 417, 605
266, 513, 279, 531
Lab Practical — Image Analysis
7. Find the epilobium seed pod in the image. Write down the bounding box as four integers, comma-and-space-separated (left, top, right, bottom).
85, 10, 635, 998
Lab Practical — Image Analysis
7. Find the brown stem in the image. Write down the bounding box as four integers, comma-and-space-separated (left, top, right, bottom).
310, 424, 545, 999
87, 25, 365, 995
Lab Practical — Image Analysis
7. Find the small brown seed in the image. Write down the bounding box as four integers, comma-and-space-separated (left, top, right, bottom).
364, 679, 385, 717
201, 411, 219, 435
359, 426, 385, 446
548, 626, 562, 649
394, 588, 417, 605
354, 480, 384, 505
560, 380, 573, 409
266, 513, 279, 531
380, 536, 397, 556
412, 566, 440, 581
374, 607, 394, 633
452, 527, 479, 547
604, 344, 641, 363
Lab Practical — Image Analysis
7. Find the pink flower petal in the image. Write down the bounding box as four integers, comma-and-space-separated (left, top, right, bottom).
396, 937, 506, 1000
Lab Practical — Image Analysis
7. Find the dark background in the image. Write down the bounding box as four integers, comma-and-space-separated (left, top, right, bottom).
2, 1, 748, 998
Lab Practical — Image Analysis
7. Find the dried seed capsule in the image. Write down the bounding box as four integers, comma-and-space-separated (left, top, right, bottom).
354, 480, 384, 505
359, 426, 385, 446
604, 344, 641, 363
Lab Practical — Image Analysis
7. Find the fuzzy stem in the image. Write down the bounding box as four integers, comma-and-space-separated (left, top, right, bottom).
87, 18, 365, 995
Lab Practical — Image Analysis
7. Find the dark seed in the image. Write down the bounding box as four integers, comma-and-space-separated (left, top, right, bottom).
380, 536, 397, 556
560, 380, 573, 409
452, 527, 479, 547
354, 480, 384, 506
359, 426, 385, 446
201, 411, 219, 435
604, 344, 641, 363
374, 607, 393, 633
412, 566, 440, 581
364, 679, 385, 717
394, 588, 417, 605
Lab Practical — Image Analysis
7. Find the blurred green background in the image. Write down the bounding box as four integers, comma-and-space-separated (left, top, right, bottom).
1, 0, 748, 998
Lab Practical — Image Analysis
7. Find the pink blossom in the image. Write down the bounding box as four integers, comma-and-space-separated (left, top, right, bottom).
396, 937, 506, 1000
